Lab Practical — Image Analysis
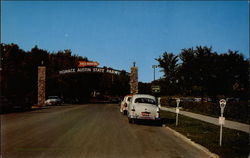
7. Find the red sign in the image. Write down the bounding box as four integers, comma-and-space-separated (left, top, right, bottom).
78, 61, 99, 67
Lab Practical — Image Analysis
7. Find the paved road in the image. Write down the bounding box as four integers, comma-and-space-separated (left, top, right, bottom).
161, 107, 250, 133
1, 104, 212, 158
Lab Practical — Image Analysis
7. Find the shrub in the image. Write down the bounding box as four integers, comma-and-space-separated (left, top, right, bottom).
161, 97, 249, 124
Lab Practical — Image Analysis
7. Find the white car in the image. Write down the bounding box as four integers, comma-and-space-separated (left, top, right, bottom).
120, 94, 133, 115
45, 96, 62, 106
127, 94, 160, 123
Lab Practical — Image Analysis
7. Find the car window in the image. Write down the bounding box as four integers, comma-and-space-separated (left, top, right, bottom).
134, 98, 156, 105
127, 97, 132, 102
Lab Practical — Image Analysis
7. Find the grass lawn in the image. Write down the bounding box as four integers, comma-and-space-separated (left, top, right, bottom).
160, 110, 250, 158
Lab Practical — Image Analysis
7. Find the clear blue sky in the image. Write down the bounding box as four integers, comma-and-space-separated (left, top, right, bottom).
2, 1, 249, 82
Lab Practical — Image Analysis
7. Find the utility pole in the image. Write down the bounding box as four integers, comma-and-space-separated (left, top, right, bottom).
152, 65, 158, 81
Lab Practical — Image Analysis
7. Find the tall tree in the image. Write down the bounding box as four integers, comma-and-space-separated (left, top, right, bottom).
156, 46, 248, 99
156, 52, 179, 82
155, 52, 179, 95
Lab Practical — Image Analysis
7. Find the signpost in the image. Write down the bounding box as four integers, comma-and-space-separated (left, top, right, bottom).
151, 85, 160, 93
176, 98, 180, 126
152, 65, 158, 81
219, 99, 226, 146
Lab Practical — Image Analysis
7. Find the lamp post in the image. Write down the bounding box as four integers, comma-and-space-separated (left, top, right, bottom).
152, 65, 158, 81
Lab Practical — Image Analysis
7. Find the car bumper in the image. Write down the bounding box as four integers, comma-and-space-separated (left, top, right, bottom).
45, 102, 58, 105
129, 115, 160, 120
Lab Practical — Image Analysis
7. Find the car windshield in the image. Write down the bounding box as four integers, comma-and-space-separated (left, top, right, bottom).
127, 97, 132, 102
134, 98, 156, 105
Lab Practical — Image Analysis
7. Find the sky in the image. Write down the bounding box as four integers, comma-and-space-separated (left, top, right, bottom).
2, 1, 249, 82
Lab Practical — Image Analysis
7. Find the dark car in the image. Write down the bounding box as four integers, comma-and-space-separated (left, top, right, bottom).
0, 95, 34, 113
0, 96, 13, 113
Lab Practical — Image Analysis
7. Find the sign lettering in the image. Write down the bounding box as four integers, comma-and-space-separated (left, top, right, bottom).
59, 67, 122, 75
77, 68, 92, 72
78, 61, 99, 67
93, 68, 105, 73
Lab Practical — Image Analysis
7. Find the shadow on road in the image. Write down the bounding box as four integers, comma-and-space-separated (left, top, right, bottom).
133, 118, 176, 127
162, 118, 176, 124
134, 120, 162, 126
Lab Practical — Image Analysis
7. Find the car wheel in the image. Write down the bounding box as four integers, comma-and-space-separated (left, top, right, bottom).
128, 118, 134, 124
128, 118, 132, 123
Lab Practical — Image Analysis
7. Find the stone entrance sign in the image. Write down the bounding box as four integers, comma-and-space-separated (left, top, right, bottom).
130, 63, 138, 94
38, 66, 46, 106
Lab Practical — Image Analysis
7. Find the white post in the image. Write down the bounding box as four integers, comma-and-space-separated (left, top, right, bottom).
219, 112, 223, 146
158, 97, 161, 108
219, 123, 223, 146
176, 111, 179, 126
219, 99, 226, 146
176, 98, 180, 126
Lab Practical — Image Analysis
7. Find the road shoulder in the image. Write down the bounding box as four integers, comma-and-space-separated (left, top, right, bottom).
164, 126, 220, 158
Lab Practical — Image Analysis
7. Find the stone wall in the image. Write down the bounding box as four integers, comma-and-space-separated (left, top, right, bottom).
38, 66, 46, 106
130, 66, 138, 94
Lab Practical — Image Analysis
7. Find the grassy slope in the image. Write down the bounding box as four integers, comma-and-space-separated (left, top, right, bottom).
160, 110, 250, 158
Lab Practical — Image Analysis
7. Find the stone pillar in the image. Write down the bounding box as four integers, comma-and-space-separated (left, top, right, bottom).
38, 66, 46, 106
130, 63, 138, 94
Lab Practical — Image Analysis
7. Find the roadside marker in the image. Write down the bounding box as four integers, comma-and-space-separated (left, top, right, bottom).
176, 98, 180, 126
219, 99, 227, 146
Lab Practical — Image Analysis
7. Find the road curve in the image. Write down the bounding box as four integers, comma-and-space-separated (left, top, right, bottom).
1, 104, 212, 158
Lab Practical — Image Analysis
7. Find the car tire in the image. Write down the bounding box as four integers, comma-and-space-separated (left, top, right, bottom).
128, 118, 132, 123
128, 118, 134, 124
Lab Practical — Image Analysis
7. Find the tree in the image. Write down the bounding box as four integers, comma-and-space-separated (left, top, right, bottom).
179, 46, 215, 97
138, 82, 151, 94
156, 46, 248, 99
155, 52, 179, 95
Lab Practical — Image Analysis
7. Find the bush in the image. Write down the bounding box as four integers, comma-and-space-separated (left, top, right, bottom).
160, 96, 176, 107
161, 97, 249, 124
224, 101, 249, 124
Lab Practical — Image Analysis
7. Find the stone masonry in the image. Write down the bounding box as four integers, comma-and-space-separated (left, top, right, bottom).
38, 66, 46, 106
130, 66, 138, 94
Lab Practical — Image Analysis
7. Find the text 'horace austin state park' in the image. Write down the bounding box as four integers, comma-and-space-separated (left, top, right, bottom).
59, 67, 123, 75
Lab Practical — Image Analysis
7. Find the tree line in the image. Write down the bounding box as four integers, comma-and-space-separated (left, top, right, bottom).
0, 43, 248, 112
0, 43, 130, 111
154, 46, 249, 100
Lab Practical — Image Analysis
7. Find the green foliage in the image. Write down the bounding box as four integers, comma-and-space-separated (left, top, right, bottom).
159, 96, 176, 107
156, 46, 249, 99
0, 43, 130, 110
160, 110, 249, 158
155, 52, 179, 80
155, 52, 180, 95
138, 82, 152, 94
160, 97, 249, 124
